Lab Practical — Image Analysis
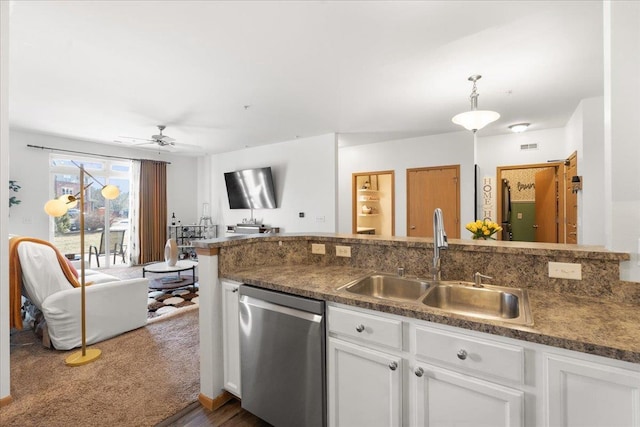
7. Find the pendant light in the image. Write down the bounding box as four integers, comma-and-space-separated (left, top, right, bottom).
452, 75, 500, 132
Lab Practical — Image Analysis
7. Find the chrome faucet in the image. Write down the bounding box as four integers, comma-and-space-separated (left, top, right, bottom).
433, 208, 448, 281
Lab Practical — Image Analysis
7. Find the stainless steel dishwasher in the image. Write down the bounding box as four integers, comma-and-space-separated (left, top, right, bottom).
239, 284, 326, 427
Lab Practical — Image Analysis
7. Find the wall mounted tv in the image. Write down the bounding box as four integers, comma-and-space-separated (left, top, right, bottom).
224, 167, 277, 209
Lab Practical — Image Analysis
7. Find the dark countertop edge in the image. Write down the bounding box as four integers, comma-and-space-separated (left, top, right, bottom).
192, 233, 630, 261
223, 271, 640, 365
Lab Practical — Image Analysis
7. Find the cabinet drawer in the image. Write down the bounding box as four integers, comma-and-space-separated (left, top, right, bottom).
328, 306, 403, 350
414, 325, 524, 384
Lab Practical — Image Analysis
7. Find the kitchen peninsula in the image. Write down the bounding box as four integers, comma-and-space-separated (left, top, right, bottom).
193, 233, 640, 426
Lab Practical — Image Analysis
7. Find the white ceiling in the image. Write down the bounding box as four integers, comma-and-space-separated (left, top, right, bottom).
8, 1, 603, 155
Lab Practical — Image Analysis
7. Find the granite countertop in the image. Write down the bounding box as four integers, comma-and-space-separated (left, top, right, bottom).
223, 264, 640, 364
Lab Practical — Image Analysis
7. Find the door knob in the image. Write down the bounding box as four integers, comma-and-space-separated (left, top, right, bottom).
355, 324, 365, 333
389, 361, 398, 371
414, 367, 424, 377
410, 225, 416, 230
457, 349, 468, 360
532, 224, 539, 229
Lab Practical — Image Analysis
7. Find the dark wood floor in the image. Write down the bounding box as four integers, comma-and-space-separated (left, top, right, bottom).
157, 399, 272, 427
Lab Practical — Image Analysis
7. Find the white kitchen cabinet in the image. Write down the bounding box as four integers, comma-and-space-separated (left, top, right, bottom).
545, 353, 640, 427
323, 302, 640, 427
412, 323, 524, 427
221, 279, 241, 397
411, 362, 524, 427
328, 337, 402, 427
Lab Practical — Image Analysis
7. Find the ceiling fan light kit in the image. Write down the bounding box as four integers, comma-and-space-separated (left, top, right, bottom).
451, 75, 500, 133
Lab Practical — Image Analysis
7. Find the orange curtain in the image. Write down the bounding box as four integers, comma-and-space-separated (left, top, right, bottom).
138, 160, 167, 264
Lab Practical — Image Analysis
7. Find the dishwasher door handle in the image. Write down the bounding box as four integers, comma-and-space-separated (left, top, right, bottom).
240, 295, 323, 323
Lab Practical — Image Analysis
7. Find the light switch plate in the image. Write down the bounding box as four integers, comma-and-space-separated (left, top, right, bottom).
548, 262, 582, 280
311, 243, 326, 255
336, 245, 351, 257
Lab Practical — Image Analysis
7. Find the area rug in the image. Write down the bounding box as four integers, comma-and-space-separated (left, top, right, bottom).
1, 308, 200, 427
148, 284, 199, 320
99, 265, 199, 321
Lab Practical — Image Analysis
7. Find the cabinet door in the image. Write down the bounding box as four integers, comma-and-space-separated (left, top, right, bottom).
221, 280, 241, 397
328, 338, 402, 427
412, 363, 523, 427
545, 354, 640, 427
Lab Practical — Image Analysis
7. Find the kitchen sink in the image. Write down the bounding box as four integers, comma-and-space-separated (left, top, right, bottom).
422, 282, 533, 326
339, 273, 533, 326
340, 273, 432, 302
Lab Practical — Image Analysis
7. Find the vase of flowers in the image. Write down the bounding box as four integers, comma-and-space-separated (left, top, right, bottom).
465, 219, 502, 240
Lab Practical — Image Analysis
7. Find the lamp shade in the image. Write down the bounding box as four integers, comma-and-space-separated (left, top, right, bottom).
44, 199, 69, 217
58, 194, 78, 209
101, 184, 120, 200
452, 110, 501, 132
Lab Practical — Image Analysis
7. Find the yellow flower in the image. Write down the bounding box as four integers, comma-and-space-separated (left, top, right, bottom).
475, 220, 483, 227
483, 229, 491, 235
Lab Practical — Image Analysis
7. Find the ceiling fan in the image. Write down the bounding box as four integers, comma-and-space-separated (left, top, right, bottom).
115, 125, 177, 149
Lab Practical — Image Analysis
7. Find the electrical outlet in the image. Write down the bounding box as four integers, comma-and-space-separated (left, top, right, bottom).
311, 243, 326, 255
336, 245, 351, 257
548, 262, 582, 280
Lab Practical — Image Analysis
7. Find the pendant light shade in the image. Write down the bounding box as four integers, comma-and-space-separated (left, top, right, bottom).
452, 75, 500, 133
452, 110, 501, 132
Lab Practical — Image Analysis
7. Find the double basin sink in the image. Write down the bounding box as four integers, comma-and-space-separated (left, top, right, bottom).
339, 273, 533, 326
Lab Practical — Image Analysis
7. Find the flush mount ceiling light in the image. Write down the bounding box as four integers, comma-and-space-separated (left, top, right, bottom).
509, 123, 530, 133
452, 75, 500, 133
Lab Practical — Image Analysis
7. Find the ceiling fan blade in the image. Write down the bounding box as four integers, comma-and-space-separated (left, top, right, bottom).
116, 136, 155, 144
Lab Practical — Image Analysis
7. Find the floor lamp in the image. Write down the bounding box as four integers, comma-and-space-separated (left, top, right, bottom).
44, 162, 120, 366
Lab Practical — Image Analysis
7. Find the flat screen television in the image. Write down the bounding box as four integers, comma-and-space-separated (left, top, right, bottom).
224, 167, 277, 209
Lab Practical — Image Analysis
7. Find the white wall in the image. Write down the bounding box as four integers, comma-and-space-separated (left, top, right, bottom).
605, 1, 640, 281
209, 133, 337, 233
565, 97, 605, 245
1, 0, 11, 402
476, 127, 569, 180
8, 129, 200, 239
338, 131, 474, 237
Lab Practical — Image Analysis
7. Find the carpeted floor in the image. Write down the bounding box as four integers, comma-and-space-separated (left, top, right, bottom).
2, 308, 200, 427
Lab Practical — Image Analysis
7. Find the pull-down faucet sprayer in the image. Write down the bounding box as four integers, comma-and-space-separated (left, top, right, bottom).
433, 208, 448, 281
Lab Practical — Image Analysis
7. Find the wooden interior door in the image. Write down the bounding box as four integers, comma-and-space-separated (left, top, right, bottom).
534, 167, 558, 243
564, 152, 578, 244
407, 165, 460, 238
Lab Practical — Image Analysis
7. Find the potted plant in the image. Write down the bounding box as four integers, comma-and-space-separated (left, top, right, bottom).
9, 180, 21, 207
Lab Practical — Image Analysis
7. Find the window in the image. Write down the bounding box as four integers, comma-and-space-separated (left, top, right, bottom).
50, 154, 132, 267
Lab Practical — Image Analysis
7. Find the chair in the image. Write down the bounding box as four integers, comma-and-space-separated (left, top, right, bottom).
89, 229, 126, 267
14, 239, 148, 350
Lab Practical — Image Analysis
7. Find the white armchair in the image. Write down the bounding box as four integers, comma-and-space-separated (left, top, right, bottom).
16, 240, 149, 350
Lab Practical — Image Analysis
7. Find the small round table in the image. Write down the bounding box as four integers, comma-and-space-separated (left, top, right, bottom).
142, 260, 198, 292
